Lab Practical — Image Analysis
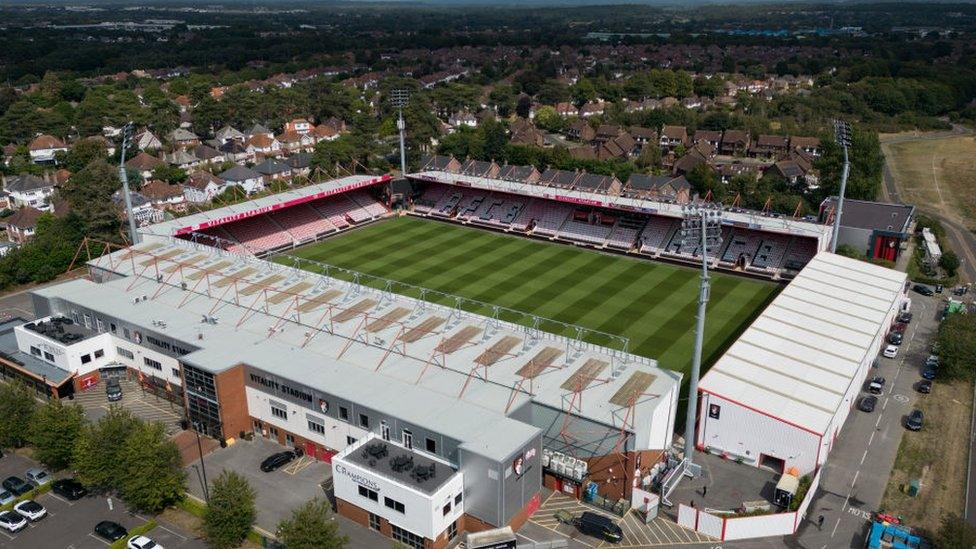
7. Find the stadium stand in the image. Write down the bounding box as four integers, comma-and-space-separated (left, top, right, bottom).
268, 204, 336, 243
222, 215, 293, 253
638, 217, 678, 254
312, 196, 354, 228
434, 192, 463, 217
720, 229, 764, 266
606, 215, 647, 250
526, 200, 573, 236
347, 190, 389, 219
750, 233, 791, 270
783, 237, 819, 271
414, 184, 448, 214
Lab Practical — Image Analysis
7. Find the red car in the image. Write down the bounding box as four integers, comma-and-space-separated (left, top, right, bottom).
891, 322, 908, 334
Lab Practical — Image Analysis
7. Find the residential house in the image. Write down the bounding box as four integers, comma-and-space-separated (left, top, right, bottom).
596, 132, 636, 161
192, 144, 224, 165
681, 96, 703, 109
569, 146, 598, 161
628, 127, 658, 151
538, 169, 580, 189
592, 125, 624, 145
246, 124, 275, 141
276, 130, 316, 154
510, 125, 548, 148
2, 144, 18, 166
659, 126, 689, 151
578, 101, 605, 118
215, 125, 246, 145
672, 142, 715, 176
133, 128, 163, 151
319, 117, 347, 135
419, 155, 462, 173
766, 159, 808, 187
448, 111, 478, 129
566, 120, 596, 142
4, 206, 44, 243
125, 152, 164, 180
554, 102, 577, 117
713, 162, 760, 184
82, 135, 116, 156
311, 124, 339, 143
141, 180, 187, 213
459, 159, 500, 178
751, 134, 790, 159
218, 141, 249, 163
183, 171, 226, 203
4, 174, 56, 211
112, 190, 162, 226
168, 128, 200, 149
575, 172, 621, 195
790, 136, 821, 158
286, 153, 313, 178
218, 164, 265, 194
253, 158, 293, 183
497, 164, 540, 184
28, 135, 68, 163
284, 118, 314, 135
164, 149, 199, 170
693, 130, 722, 150
245, 134, 283, 159
719, 130, 750, 156
624, 174, 692, 203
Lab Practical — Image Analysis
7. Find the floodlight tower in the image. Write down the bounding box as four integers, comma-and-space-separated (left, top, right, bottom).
680, 201, 723, 473
118, 123, 140, 245
831, 120, 852, 253
391, 89, 409, 177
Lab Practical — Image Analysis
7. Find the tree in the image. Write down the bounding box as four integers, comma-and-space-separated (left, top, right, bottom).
276, 498, 348, 549
204, 470, 256, 549
533, 106, 562, 132
939, 251, 960, 276
57, 159, 122, 242
117, 422, 186, 512
0, 381, 36, 448
151, 164, 188, 185
936, 313, 976, 381
28, 399, 85, 470
936, 513, 976, 548
73, 406, 140, 490
59, 137, 108, 172
836, 244, 867, 261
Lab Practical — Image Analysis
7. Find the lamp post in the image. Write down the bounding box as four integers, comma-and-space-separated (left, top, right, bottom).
118, 123, 140, 245
391, 89, 409, 177
680, 202, 723, 473
831, 120, 852, 253
191, 419, 211, 503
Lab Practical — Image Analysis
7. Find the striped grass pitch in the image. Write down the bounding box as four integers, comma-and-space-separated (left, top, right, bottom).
274, 216, 779, 378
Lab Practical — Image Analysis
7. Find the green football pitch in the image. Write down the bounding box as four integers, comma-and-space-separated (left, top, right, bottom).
273, 216, 778, 377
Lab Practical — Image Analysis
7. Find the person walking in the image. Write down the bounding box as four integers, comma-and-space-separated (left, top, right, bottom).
817, 514, 825, 530
702, 485, 707, 497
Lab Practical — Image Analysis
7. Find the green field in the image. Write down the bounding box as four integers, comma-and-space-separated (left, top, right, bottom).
273, 216, 778, 377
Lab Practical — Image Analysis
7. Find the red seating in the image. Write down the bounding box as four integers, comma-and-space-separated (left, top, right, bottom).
222, 215, 292, 253
269, 204, 336, 242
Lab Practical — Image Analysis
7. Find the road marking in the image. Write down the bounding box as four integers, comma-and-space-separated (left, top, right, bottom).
842, 470, 859, 512
156, 524, 187, 541
848, 507, 872, 521
830, 517, 841, 538
516, 531, 539, 544
875, 415, 883, 428
868, 431, 876, 446
860, 450, 868, 465
882, 398, 888, 410
88, 533, 112, 546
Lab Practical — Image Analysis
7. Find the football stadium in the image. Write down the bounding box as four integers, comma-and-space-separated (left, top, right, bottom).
0, 159, 910, 548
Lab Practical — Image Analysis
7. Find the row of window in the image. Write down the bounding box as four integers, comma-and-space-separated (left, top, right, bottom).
79, 349, 104, 365
144, 357, 162, 371
28, 346, 54, 363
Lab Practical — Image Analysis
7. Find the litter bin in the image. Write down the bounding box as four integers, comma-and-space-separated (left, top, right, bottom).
907, 479, 920, 497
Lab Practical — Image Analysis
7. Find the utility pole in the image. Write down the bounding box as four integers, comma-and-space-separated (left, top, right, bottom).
680, 202, 723, 474
391, 89, 409, 177
118, 123, 140, 245
831, 120, 852, 253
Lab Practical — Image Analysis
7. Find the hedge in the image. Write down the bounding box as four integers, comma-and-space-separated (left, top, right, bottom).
110, 519, 158, 549
0, 482, 53, 513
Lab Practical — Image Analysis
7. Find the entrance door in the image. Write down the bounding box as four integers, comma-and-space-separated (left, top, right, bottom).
304, 441, 317, 460
759, 453, 786, 474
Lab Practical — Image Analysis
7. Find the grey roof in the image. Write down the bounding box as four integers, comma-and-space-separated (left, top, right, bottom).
247, 124, 272, 136
346, 438, 453, 494
6, 174, 53, 193
252, 159, 290, 176
218, 164, 262, 182
822, 198, 915, 234
286, 153, 312, 170
0, 319, 73, 385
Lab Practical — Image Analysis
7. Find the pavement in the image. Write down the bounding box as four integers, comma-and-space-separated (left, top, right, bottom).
667, 452, 780, 513
0, 452, 205, 549
71, 378, 184, 434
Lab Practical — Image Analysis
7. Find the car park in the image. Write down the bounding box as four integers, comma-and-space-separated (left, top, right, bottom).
94, 520, 128, 542
51, 478, 88, 500
917, 380, 932, 394
0, 490, 13, 506
887, 332, 903, 346
858, 395, 878, 413
127, 534, 164, 549
259, 450, 296, 472
883, 345, 899, 358
24, 468, 51, 487
13, 500, 46, 522
906, 410, 924, 431
868, 377, 886, 395
913, 284, 935, 296
577, 511, 623, 543
2, 476, 32, 496
0, 510, 28, 533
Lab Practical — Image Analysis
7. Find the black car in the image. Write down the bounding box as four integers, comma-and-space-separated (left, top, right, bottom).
2, 476, 32, 497
52, 478, 88, 501
106, 379, 123, 402
577, 511, 623, 543
922, 364, 937, 380
917, 380, 933, 394
906, 410, 924, 431
868, 376, 886, 395
94, 520, 128, 542
887, 332, 903, 346
913, 284, 935, 296
936, 284, 944, 294
897, 312, 913, 324
858, 395, 878, 413
259, 451, 296, 472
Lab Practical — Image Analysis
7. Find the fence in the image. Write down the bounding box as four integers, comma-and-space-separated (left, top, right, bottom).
675, 467, 823, 541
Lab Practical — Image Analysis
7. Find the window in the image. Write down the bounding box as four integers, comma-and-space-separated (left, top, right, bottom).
110, 323, 117, 333
271, 403, 288, 420
117, 347, 134, 359
384, 497, 405, 514
308, 421, 325, 435
123, 327, 130, 339
368, 513, 381, 531
95, 318, 105, 332
144, 357, 162, 370
285, 434, 294, 445
346, 436, 357, 445
270, 427, 279, 437
172, 368, 181, 378
442, 502, 451, 516
339, 406, 349, 421
81, 354, 91, 364
381, 422, 390, 441
43, 351, 54, 361
94, 349, 104, 359
425, 438, 437, 454
391, 525, 422, 549
358, 485, 378, 502
448, 521, 458, 541
359, 413, 369, 429
454, 493, 462, 506
82, 314, 91, 328
402, 429, 413, 450
29, 346, 41, 357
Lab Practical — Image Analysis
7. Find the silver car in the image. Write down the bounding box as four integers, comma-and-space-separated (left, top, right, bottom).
24, 468, 51, 487
0, 490, 13, 506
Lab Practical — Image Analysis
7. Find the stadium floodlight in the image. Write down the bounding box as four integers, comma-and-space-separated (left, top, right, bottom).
680, 201, 723, 475
391, 89, 409, 177
118, 122, 140, 245
831, 119, 852, 253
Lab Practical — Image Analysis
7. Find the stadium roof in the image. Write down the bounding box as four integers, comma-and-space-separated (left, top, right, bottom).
821, 197, 915, 234
142, 174, 390, 237
61, 238, 679, 459
698, 252, 907, 435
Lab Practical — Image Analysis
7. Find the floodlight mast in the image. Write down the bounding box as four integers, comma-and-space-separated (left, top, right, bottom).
391, 89, 409, 177
118, 123, 140, 245
681, 202, 723, 473
831, 120, 852, 253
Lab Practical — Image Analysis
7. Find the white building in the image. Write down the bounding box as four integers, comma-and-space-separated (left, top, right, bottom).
697, 252, 908, 474
4, 174, 56, 211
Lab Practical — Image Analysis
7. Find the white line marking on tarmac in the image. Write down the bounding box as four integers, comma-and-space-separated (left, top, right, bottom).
843, 470, 859, 512
861, 450, 868, 465
876, 414, 883, 428
831, 517, 841, 538
869, 431, 876, 446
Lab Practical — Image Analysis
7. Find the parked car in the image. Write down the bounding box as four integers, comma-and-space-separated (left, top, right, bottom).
913, 284, 935, 296
858, 395, 878, 413
51, 478, 88, 500
887, 332, 903, 346
891, 323, 908, 334
868, 377, 886, 395
259, 451, 296, 472
936, 284, 944, 294
906, 410, 924, 431
94, 521, 128, 542
883, 345, 899, 358
577, 511, 623, 543
0, 490, 13, 506
0, 510, 27, 533
13, 500, 46, 521
2, 476, 32, 497
925, 355, 939, 368
128, 535, 164, 549
917, 380, 933, 394
106, 379, 123, 402
24, 468, 51, 487
897, 311, 913, 323
922, 364, 937, 380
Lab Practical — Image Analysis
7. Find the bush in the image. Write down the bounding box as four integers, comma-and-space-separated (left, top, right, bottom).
789, 475, 812, 512
110, 519, 157, 549
0, 482, 53, 513
936, 314, 976, 381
